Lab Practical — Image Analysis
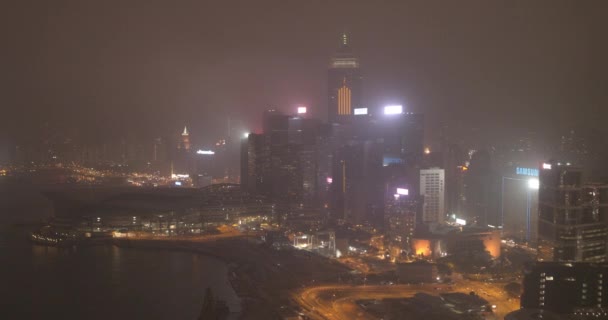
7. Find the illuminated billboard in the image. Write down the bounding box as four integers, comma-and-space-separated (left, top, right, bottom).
455, 218, 466, 226
297, 106, 307, 114
516, 167, 539, 177
382, 156, 403, 167
542, 163, 552, 170
196, 150, 215, 155
396, 188, 409, 195
354, 108, 368, 115
383, 105, 403, 115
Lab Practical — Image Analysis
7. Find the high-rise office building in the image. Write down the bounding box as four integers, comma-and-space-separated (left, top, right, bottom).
442, 144, 467, 218
172, 126, 193, 175
325, 111, 424, 226
385, 192, 422, 257
179, 126, 191, 151
328, 33, 362, 123
241, 133, 264, 193
240, 109, 323, 205
537, 162, 608, 262
521, 262, 608, 315
348, 111, 424, 167
465, 149, 501, 226
420, 168, 445, 224
332, 141, 383, 225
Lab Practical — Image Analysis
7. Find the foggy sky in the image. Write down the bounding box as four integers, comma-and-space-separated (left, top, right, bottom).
2, 0, 607, 146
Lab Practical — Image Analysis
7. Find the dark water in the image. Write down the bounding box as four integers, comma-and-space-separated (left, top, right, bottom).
0, 179, 240, 320
0, 226, 241, 319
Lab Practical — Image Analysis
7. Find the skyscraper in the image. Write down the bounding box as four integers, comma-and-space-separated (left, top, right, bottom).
537, 162, 608, 262
240, 109, 322, 205
180, 126, 191, 151
328, 33, 362, 123
420, 168, 445, 224
465, 149, 500, 226
520, 262, 608, 314
241, 133, 264, 193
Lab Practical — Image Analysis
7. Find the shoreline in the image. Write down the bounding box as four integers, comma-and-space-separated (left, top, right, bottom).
113, 238, 245, 319
7, 216, 350, 319
8, 221, 262, 319
113, 236, 351, 319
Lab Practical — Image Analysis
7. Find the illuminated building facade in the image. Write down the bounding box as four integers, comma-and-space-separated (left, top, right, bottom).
172, 126, 194, 177
179, 126, 191, 151
193, 149, 215, 187
412, 226, 500, 260
537, 162, 608, 262
385, 195, 422, 258
420, 168, 445, 224
446, 227, 501, 259
337, 80, 352, 116
328, 33, 361, 123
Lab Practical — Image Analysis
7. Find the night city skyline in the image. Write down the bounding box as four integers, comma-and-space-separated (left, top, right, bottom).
2, 1, 608, 320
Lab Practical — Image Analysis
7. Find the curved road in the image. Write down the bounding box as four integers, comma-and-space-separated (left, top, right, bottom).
295, 281, 519, 320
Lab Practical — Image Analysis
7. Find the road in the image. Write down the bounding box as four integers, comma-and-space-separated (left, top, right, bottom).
121, 225, 257, 242
460, 279, 520, 319
295, 280, 519, 320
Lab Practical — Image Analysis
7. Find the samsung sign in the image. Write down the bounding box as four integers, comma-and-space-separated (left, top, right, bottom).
516, 167, 539, 177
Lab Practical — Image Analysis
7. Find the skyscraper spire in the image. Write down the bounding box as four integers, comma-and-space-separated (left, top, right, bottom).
180, 126, 191, 150
328, 32, 361, 123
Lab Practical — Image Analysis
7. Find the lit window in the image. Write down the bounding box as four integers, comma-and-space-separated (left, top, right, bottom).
337, 81, 352, 115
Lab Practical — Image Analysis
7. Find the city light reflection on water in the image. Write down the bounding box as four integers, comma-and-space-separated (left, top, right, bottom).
1, 225, 240, 319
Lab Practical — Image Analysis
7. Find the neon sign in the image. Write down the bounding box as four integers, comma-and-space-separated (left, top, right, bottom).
516, 167, 539, 177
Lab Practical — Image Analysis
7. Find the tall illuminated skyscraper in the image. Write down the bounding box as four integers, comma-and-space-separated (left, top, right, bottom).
420, 168, 446, 224
180, 126, 191, 151
328, 33, 362, 123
